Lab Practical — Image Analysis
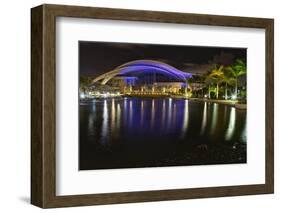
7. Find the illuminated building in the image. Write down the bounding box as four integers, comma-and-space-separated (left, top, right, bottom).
91, 60, 192, 96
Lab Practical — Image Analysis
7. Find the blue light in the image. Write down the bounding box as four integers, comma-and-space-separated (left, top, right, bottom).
92, 60, 193, 85
117, 60, 192, 82
123, 76, 137, 85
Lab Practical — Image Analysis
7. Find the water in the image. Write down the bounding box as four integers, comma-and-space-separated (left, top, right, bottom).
79, 97, 247, 170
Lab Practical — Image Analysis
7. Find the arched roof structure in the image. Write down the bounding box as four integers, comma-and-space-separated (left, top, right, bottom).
92, 60, 192, 85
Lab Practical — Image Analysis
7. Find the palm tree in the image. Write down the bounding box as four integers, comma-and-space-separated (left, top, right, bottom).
225, 59, 246, 99
208, 65, 224, 99
221, 74, 235, 100
204, 73, 214, 99
186, 77, 193, 96
80, 76, 92, 95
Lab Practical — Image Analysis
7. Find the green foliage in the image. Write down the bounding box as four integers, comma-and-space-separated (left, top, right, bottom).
79, 76, 93, 94
205, 64, 224, 85
240, 90, 247, 99
188, 59, 246, 100
225, 59, 247, 78
80, 76, 92, 87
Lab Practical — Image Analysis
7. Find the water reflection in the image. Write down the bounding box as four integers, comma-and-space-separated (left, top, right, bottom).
200, 102, 207, 135
129, 100, 133, 128
241, 114, 247, 143
123, 98, 128, 125
116, 103, 121, 136
151, 99, 155, 128
88, 113, 94, 135
83, 98, 246, 143
172, 103, 177, 127
140, 100, 144, 127
167, 98, 172, 129
181, 99, 189, 138
92, 100, 96, 112
111, 99, 116, 132
80, 97, 247, 170
210, 103, 218, 135
101, 100, 108, 144
161, 100, 166, 130
225, 107, 236, 140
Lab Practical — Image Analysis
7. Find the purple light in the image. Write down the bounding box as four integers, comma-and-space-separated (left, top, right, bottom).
123, 77, 138, 80
119, 66, 182, 80
181, 82, 188, 87
116, 60, 192, 82
93, 60, 193, 85
123, 76, 137, 85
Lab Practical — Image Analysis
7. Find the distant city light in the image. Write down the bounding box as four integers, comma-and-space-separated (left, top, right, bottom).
80, 93, 85, 99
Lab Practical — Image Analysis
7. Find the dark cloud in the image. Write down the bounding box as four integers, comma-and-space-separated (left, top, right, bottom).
209, 51, 235, 65
182, 64, 214, 75
79, 41, 246, 77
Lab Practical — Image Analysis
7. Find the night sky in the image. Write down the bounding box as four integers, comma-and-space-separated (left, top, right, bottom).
79, 41, 246, 77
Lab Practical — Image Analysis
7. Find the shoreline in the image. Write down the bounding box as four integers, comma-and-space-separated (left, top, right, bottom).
80, 95, 247, 110
189, 98, 247, 110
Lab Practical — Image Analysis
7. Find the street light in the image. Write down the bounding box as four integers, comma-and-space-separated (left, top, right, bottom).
80, 93, 85, 99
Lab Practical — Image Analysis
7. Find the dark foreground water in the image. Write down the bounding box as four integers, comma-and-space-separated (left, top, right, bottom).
79, 97, 246, 170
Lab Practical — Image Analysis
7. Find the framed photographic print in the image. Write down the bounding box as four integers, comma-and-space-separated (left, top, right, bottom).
31, 4, 274, 208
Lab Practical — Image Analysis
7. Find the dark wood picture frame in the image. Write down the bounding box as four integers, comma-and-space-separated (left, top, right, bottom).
31, 4, 274, 208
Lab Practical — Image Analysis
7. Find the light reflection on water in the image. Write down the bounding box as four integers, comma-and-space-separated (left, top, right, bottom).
161, 100, 166, 130
82, 97, 246, 144
111, 99, 115, 133
167, 98, 172, 130
181, 99, 189, 138
200, 102, 207, 135
225, 107, 236, 141
129, 100, 133, 128
79, 97, 247, 169
241, 114, 247, 142
116, 103, 121, 136
100, 100, 108, 144
151, 99, 155, 128
140, 100, 144, 127
210, 103, 218, 135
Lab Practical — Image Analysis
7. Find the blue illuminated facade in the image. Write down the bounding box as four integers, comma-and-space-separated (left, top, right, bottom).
116, 60, 192, 82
